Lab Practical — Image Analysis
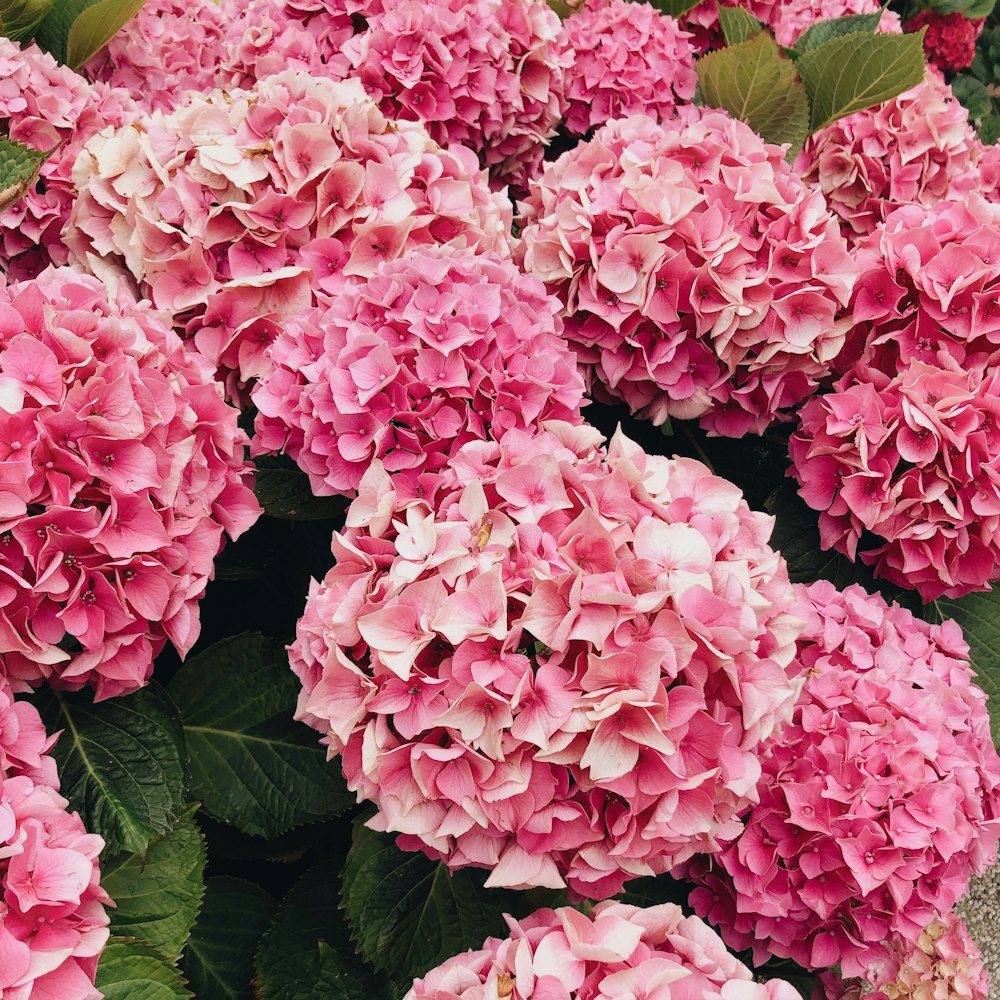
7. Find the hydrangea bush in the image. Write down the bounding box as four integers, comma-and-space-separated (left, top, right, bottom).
0, 3, 998, 999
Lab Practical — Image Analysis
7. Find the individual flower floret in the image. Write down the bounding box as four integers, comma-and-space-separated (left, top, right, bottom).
65, 71, 511, 395
406, 902, 805, 1000
552, 0, 697, 138
0, 39, 139, 280
291, 422, 801, 899
790, 197, 1000, 600
0, 268, 260, 699
795, 78, 987, 242
517, 109, 856, 437
683, 582, 1000, 975
84, 0, 231, 112
251, 246, 587, 496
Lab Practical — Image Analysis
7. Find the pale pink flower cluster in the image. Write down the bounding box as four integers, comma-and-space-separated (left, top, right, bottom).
680, 0, 890, 54
555, 0, 697, 138
790, 198, 1000, 600
518, 109, 856, 437
251, 247, 586, 497
0, 268, 260, 700
291, 422, 801, 898
0, 39, 138, 281
342, 0, 568, 188
405, 902, 804, 1000
219, 0, 362, 89
684, 582, 1000, 976
795, 78, 986, 242
0, 678, 110, 1000
65, 71, 510, 393
84, 0, 230, 112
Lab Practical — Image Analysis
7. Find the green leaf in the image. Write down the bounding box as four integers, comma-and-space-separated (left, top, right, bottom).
0, 0, 55, 41
167, 633, 353, 838
342, 821, 518, 993
696, 32, 811, 151
0, 135, 50, 212
978, 113, 1000, 145
931, 589, 1000, 745
96, 940, 191, 1000
792, 11, 883, 51
253, 455, 349, 521
716, 3, 763, 44
65, 0, 146, 66
32, 0, 90, 62
639, 0, 701, 16
36, 684, 186, 856
798, 30, 927, 132
951, 73, 993, 121
256, 860, 388, 1000
102, 806, 206, 961
926, 0, 996, 17
180, 877, 277, 1000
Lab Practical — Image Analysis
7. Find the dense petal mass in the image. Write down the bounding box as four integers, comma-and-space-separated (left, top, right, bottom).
0, 269, 259, 699
683, 581, 1000, 977
518, 109, 856, 437
251, 246, 587, 496
291, 423, 800, 897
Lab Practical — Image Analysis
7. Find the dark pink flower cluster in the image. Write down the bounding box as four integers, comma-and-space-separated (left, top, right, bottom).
790, 197, 1000, 600
795, 78, 986, 242
684, 581, 1000, 976
680, 0, 889, 55
518, 109, 856, 437
550, 0, 696, 139
0, 39, 139, 281
406, 902, 804, 1000
0, 268, 260, 700
904, 9, 986, 73
84, 0, 230, 112
251, 246, 586, 497
65, 71, 511, 393
291, 422, 801, 898
0, 678, 110, 1000
342, 0, 568, 188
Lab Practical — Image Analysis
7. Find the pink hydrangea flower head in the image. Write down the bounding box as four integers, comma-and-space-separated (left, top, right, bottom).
683, 581, 1000, 975
251, 246, 587, 496
553, 0, 696, 138
342, 0, 569, 188
84, 0, 231, 112
904, 10, 986, 73
517, 108, 856, 437
0, 677, 110, 1000
0, 39, 139, 280
406, 901, 805, 1000
65, 71, 511, 395
795, 77, 987, 242
291, 423, 802, 898
0, 268, 260, 699
790, 197, 1000, 600
680, 0, 890, 55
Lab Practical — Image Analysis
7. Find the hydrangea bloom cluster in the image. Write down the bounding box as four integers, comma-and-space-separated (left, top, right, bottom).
83, 0, 230, 112
904, 10, 986, 73
550, 0, 697, 139
680, 0, 888, 55
251, 247, 586, 497
0, 39, 138, 281
406, 902, 804, 1000
341, 0, 568, 188
789, 197, 1000, 600
683, 581, 1000, 976
0, 678, 110, 1000
291, 422, 801, 898
518, 109, 856, 437
795, 78, 985, 242
0, 268, 260, 700
66, 71, 511, 392
828, 916, 990, 1000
